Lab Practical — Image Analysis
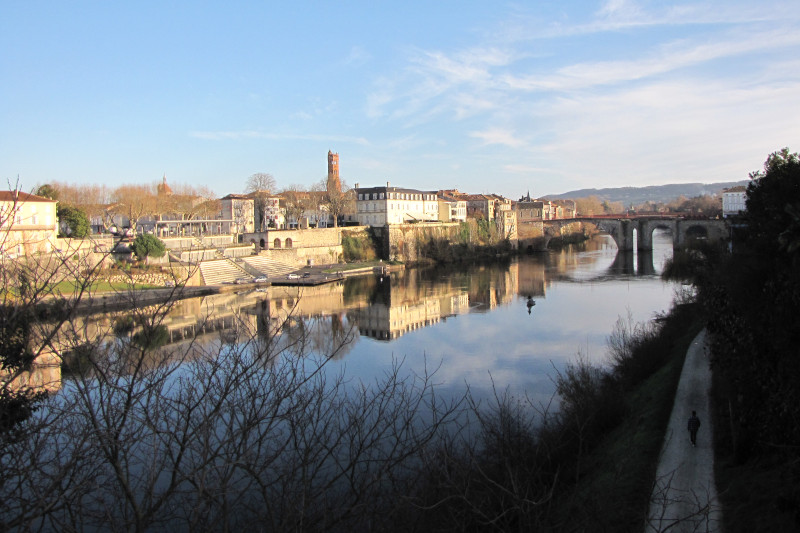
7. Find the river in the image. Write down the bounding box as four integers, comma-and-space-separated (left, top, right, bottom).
26, 230, 678, 405
2, 230, 680, 531
325, 230, 678, 404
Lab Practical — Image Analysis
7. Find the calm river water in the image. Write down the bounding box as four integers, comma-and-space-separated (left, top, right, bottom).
42, 231, 677, 406
326, 230, 678, 404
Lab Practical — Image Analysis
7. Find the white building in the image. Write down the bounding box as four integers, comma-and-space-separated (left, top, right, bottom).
722, 186, 747, 218
0, 191, 59, 257
437, 193, 467, 223
354, 184, 439, 226
219, 194, 255, 236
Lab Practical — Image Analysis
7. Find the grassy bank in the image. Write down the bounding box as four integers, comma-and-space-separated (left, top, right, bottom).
553, 305, 703, 531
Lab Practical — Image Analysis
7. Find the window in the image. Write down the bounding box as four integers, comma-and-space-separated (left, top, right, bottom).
379, 193, 384, 199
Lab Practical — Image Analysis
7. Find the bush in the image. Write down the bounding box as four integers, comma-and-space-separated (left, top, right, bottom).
342, 233, 376, 262
130, 234, 166, 260
56, 205, 90, 238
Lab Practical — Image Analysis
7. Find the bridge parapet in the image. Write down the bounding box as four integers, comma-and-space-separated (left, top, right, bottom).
545, 217, 728, 251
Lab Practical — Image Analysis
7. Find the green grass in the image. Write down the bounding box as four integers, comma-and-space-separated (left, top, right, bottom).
49, 280, 162, 294
553, 320, 703, 532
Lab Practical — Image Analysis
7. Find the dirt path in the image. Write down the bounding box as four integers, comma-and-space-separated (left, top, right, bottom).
646, 329, 723, 532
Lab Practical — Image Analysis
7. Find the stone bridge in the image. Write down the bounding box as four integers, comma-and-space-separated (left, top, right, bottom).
543, 216, 729, 251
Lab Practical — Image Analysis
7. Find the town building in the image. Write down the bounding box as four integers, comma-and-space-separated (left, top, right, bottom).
354, 183, 439, 226
247, 190, 284, 230
464, 194, 496, 220
437, 192, 467, 223
553, 199, 577, 219
327, 151, 341, 193
722, 186, 747, 218
515, 192, 562, 221
0, 190, 58, 257
219, 194, 255, 236
495, 209, 518, 245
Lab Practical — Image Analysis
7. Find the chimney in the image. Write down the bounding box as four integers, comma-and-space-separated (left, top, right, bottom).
386, 181, 390, 188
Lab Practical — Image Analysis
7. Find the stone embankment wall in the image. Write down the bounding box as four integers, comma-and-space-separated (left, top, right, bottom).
104, 266, 198, 287
518, 220, 589, 251
370, 223, 462, 262
243, 227, 345, 267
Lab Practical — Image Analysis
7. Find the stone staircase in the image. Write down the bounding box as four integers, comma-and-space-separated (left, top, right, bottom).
241, 255, 297, 278
199, 259, 251, 285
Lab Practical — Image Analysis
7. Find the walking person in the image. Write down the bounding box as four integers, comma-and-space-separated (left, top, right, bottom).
687, 410, 701, 447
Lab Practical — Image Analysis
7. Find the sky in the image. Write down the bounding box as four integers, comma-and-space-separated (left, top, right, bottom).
2, 1, 798, 199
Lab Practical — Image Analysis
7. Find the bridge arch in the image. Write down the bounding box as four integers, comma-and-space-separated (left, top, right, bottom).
563, 217, 727, 251
638, 219, 677, 250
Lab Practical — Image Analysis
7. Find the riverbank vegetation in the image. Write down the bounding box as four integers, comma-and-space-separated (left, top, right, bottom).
341, 229, 379, 262
2, 200, 702, 529
664, 148, 800, 532
0, 249, 701, 531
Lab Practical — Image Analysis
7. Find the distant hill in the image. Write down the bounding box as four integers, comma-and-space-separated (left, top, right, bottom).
544, 181, 749, 206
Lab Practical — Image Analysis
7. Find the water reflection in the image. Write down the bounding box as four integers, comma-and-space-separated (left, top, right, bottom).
9, 231, 676, 399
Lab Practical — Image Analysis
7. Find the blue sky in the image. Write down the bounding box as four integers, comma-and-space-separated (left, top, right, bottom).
2, 1, 798, 199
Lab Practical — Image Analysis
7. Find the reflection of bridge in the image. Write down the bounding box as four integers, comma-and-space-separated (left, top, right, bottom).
544, 216, 729, 251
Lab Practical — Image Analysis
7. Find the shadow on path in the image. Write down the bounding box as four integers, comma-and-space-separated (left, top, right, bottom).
646, 329, 723, 532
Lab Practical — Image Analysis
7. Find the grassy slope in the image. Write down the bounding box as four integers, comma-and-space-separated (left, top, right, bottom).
554, 320, 704, 532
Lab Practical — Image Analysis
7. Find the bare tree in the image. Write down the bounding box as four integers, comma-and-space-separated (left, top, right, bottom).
321, 178, 355, 228
0, 187, 111, 434
245, 173, 277, 232
1, 277, 464, 531
109, 184, 158, 235
280, 186, 309, 229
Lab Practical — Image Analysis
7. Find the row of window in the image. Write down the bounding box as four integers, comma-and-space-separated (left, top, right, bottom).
358, 192, 437, 201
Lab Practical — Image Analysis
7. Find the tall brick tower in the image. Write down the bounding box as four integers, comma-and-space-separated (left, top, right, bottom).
327, 150, 341, 193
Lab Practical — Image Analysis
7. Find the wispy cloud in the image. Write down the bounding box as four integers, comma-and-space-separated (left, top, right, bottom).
469, 127, 526, 148
503, 27, 800, 91
190, 131, 370, 145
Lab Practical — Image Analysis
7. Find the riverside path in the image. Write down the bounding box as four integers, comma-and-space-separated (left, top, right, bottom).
646, 329, 723, 532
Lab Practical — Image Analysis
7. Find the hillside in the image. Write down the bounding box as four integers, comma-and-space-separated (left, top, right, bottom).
544, 181, 749, 206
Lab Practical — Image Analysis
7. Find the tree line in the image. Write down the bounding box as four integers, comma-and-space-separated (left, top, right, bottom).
664, 148, 800, 531
34, 171, 357, 238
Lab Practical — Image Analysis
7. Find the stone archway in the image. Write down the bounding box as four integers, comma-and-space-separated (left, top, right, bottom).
259, 238, 266, 249
638, 220, 677, 250
273, 238, 282, 249
683, 224, 709, 245
285, 238, 293, 249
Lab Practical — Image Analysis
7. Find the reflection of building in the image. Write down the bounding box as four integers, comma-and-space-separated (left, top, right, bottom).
515, 258, 546, 298
352, 297, 443, 341
0, 349, 62, 394
348, 270, 474, 341
467, 266, 518, 311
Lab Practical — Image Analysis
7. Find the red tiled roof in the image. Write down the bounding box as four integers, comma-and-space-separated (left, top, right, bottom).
0, 191, 57, 202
